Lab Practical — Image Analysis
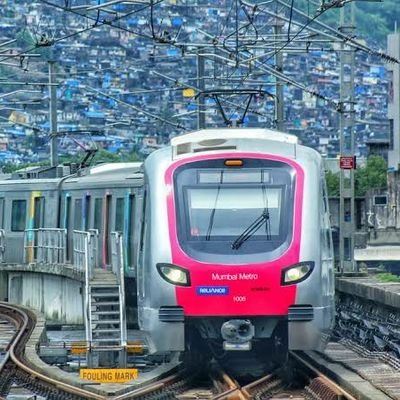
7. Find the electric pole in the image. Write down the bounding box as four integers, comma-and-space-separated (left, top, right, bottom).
197, 48, 206, 129
49, 60, 58, 166
274, 18, 285, 132
339, 2, 356, 273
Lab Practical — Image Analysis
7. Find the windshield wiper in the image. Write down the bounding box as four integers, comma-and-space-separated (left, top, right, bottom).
205, 183, 222, 241
231, 210, 270, 250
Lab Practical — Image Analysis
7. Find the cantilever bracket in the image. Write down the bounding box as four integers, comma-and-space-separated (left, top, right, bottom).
195, 89, 274, 127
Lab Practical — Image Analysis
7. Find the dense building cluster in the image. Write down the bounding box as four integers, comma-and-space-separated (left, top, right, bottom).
0, 0, 390, 165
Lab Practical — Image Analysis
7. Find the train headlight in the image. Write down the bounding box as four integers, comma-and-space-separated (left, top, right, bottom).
157, 263, 191, 286
282, 262, 314, 285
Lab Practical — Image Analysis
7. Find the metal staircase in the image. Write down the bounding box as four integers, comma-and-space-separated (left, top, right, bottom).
89, 269, 125, 348
74, 230, 127, 367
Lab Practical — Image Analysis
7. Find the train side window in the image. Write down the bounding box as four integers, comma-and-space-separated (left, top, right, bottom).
74, 199, 83, 230
63, 195, 71, 228
94, 198, 103, 230
139, 189, 147, 252
11, 200, 27, 232
84, 195, 91, 231
128, 194, 135, 267
115, 197, 124, 232
33, 197, 45, 228
103, 194, 111, 266
0, 198, 4, 229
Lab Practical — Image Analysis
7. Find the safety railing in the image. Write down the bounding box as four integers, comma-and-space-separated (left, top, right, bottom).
24, 228, 67, 264
73, 230, 92, 344
73, 230, 99, 277
110, 231, 127, 353
110, 232, 123, 280
0, 229, 4, 263
88, 229, 99, 270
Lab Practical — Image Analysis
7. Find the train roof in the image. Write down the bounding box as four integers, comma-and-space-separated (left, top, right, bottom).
170, 128, 299, 159
0, 162, 143, 190
171, 128, 298, 146
63, 162, 143, 188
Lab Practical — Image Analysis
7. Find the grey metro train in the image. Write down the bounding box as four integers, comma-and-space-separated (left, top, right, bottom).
140, 128, 335, 373
0, 128, 335, 374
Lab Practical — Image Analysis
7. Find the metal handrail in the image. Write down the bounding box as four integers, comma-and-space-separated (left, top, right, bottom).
117, 234, 127, 345
72, 230, 92, 345
0, 229, 5, 263
73, 230, 99, 277
24, 228, 67, 264
84, 232, 92, 344
110, 231, 127, 366
88, 229, 99, 269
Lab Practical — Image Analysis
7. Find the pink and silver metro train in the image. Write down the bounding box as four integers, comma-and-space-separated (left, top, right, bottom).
138, 128, 335, 374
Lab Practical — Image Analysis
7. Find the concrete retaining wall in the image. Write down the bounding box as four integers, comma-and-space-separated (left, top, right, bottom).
8, 271, 83, 325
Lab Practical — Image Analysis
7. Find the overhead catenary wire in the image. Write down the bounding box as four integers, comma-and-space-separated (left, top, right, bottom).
2, 0, 395, 136
83, 85, 187, 130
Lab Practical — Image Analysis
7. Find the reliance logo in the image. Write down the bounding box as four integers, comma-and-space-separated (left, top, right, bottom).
196, 286, 229, 296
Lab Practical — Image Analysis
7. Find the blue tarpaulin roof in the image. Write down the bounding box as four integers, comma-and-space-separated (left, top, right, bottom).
172, 16, 183, 27
85, 111, 105, 118
4, 128, 26, 136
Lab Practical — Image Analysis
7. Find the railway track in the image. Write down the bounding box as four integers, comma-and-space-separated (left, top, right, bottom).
0, 301, 385, 400
160, 352, 359, 400
0, 302, 105, 400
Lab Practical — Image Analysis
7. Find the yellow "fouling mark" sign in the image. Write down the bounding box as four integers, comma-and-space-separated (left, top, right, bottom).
80, 368, 139, 383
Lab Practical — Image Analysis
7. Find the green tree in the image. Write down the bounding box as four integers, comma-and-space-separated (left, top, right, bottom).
325, 155, 387, 197
355, 155, 387, 196
326, 170, 340, 196
292, 0, 397, 45
0, 161, 49, 174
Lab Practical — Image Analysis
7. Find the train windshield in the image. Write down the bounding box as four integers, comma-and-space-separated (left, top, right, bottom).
174, 158, 296, 263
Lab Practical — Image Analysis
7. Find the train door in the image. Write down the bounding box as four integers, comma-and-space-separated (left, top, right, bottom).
7, 195, 27, 263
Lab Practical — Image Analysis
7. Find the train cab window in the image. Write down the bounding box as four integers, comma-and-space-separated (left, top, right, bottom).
174, 159, 295, 263
115, 197, 124, 232
187, 187, 283, 237
11, 200, 27, 232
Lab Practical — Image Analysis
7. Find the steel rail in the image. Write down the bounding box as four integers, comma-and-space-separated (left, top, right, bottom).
0, 302, 193, 400
290, 351, 359, 400
0, 302, 106, 400
113, 370, 185, 400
